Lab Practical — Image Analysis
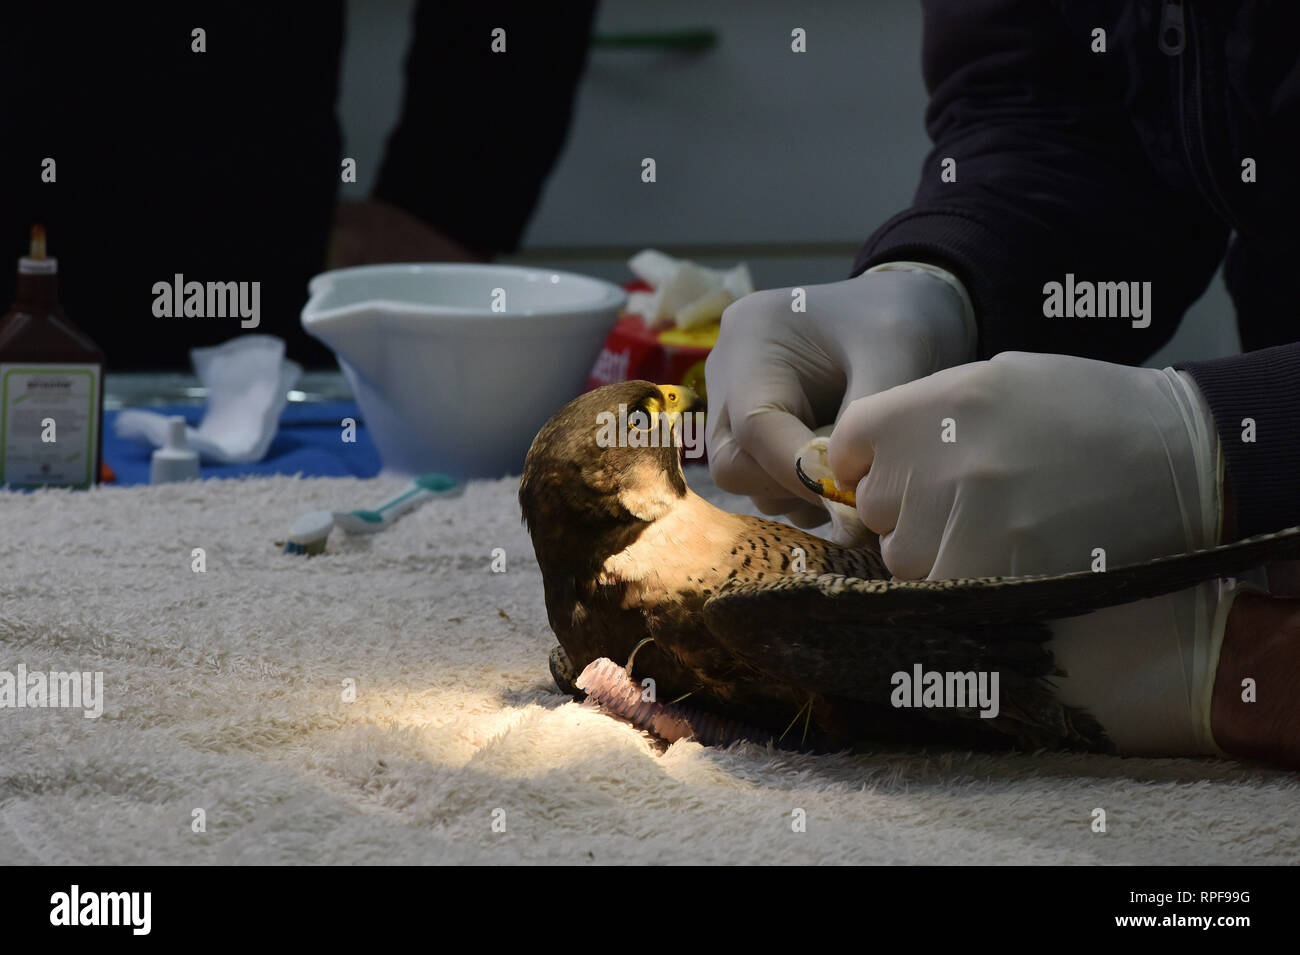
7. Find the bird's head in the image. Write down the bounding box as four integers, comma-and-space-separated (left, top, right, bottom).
520, 380, 704, 539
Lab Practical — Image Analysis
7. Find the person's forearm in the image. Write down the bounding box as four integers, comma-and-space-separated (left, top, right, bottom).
373, 0, 597, 255
1213, 591, 1300, 766
855, 0, 1227, 365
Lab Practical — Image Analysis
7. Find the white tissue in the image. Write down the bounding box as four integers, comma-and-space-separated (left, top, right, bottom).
625, 290, 657, 319
628, 249, 678, 288
655, 261, 723, 326
115, 335, 302, 464
721, 262, 754, 301
675, 288, 734, 328
626, 249, 755, 329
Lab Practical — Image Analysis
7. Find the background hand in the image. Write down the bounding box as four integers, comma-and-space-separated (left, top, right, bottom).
327, 198, 489, 269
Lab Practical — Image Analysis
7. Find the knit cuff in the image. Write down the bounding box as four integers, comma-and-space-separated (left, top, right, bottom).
1176, 343, 1300, 539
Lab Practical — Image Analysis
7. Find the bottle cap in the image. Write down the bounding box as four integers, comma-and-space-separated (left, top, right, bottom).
150, 416, 200, 484
18, 223, 57, 275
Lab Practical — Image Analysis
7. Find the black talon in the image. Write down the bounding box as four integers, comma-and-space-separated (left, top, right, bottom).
549, 645, 583, 699
795, 456, 826, 497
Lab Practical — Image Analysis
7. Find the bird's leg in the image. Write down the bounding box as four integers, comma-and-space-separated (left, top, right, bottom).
627, 639, 700, 707
795, 455, 857, 507
801, 694, 815, 746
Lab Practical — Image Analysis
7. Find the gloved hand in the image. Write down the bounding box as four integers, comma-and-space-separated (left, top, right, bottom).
827, 351, 1223, 580
1046, 579, 1233, 757
705, 264, 975, 526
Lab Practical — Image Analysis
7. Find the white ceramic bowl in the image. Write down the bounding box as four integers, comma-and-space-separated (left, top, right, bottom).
302, 263, 625, 478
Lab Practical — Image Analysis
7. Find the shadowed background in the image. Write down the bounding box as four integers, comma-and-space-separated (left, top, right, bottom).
341, 0, 1239, 367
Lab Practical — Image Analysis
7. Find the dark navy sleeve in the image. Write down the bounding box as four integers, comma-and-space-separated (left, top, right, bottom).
853, 0, 1229, 366
1177, 345, 1300, 539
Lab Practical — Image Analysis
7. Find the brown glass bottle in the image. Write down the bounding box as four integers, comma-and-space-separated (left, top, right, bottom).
0, 226, 105, 488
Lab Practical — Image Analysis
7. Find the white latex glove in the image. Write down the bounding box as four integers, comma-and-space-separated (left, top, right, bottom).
1046, 580, 1234, 756
827, 351, 1223, 580
705, 264, 975, 526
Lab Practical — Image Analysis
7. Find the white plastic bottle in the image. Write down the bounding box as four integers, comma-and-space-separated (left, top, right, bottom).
150, 416, 200, 483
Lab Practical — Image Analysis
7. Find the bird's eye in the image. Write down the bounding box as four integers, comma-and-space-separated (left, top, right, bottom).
626, 398, 658, 429
661, 387, 679, 407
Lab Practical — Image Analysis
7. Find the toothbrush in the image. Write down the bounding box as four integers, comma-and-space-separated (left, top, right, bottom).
282, 473, 460, 555
283, 509, 336, 556
331, 472, 460, 533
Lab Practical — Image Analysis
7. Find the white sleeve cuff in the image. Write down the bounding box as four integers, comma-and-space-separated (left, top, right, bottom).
864, 260, 978, 363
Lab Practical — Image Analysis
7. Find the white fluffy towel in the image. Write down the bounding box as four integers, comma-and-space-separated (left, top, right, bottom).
0, 470, 1296, 864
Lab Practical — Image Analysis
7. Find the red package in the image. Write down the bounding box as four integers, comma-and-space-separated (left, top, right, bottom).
584, 312, 713, 399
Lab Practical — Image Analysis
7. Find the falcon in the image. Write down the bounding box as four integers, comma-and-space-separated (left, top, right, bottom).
520, 380, 1300, 752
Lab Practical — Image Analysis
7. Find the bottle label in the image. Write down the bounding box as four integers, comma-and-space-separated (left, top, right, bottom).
0, 363, 101, 488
